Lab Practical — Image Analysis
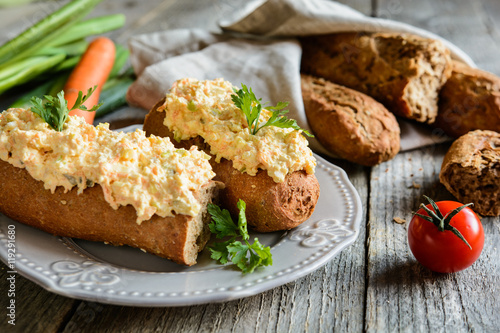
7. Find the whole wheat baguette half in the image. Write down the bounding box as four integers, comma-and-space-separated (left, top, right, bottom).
435, 61, 500, 137
301, 74, 400, 166
440, 130, 500, 216
144, 99, 320, 232
300, 32, 452, 124
0, 159, 223, 266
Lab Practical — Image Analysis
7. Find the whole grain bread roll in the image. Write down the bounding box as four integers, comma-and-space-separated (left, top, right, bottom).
300, 32, 452, 123
0, 160, 223, 266
434, 61, 500, 137
301, 74, 400, 166
144, 99, 320, 232
440, 130, 500, 216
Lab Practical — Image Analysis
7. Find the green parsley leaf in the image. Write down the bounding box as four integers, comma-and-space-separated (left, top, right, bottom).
207, 200, 273, 273
29, 86, 102, 131
227, 241, 250, 271
208, 203, 239, 239
209, 240, 232, 265
231, 83, 313, 137
249, 238, 273, 267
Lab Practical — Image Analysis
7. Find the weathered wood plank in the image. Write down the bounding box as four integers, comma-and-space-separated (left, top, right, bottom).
365, 143, 500, 332
365, 0, 500, 331
0, 264, 78, 332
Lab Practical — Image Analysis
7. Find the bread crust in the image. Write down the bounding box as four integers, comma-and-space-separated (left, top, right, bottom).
300, 32, 452, 123
144, 99, 320, 232
301, 74, 400, 166
439, 130, 500, 216
210, 158, 319, 232
435, 61, 500, 137
0, 159, 222, 266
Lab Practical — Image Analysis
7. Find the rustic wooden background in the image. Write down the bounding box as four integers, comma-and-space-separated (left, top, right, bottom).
0, 0, 499, 332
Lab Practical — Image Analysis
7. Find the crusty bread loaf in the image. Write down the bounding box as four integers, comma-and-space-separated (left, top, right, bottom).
435, 61, 500, 137
144, 99, 320, 232
0, 160, 223, 266
209, 158, 319, 232
301, 74, 400, 166
300, 32, 452, 124
440, 130, 500, 216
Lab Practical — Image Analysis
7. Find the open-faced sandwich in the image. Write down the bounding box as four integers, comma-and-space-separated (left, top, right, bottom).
0, 96, 222, 266
144, 78, 320, 232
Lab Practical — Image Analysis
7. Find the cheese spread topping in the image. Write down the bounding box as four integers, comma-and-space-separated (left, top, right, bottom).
0, 108, 215, 223
160, 78, 316, 183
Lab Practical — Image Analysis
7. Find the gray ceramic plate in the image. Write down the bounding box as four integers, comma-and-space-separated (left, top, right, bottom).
0, 153, 362, 307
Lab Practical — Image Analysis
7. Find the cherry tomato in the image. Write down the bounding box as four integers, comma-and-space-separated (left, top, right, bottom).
408, 198, 484, 273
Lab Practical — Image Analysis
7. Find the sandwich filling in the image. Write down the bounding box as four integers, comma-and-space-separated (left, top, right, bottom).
0, 108, 215, 223
160, 78, 316, 183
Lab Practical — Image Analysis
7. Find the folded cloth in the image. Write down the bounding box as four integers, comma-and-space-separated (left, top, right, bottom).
127, 0, 475, 156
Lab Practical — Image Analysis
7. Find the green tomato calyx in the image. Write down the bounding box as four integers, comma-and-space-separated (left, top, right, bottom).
413, 195, 473, 250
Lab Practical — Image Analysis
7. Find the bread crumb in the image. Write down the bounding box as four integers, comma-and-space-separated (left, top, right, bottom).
60, 200, 67, 205
251, 185, 256, 188
393, 217, 406, 224
409, 181, 421, 189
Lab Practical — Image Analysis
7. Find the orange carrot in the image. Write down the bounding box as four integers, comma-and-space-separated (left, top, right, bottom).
65, 36, 116, 124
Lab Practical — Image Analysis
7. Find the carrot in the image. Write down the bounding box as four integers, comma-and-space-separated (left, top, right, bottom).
65, 36, 115, 124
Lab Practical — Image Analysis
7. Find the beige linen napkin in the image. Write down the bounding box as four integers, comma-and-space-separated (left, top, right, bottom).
126, 0, 475, 156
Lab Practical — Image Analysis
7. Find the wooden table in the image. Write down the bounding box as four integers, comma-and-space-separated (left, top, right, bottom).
0, 0, 499, 332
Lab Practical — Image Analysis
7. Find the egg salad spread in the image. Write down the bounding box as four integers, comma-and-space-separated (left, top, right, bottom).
159, 78, 316, 183
0, 108, 215, 223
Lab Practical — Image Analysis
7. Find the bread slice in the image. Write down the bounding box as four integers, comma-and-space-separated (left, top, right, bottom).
435, 61, 500, 137
300, 32, 452, 124
301, 74, 400, 166
144, 99, 320, 232
0, 159, 223, 266
440, 130, 500, 216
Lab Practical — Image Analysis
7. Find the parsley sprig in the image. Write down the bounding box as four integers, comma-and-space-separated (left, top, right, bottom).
208, 200, 273, 274
30, 86, 101, 131
231, 84, 313, 137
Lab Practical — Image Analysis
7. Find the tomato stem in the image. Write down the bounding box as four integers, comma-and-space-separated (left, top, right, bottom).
414, 196, 473, 250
